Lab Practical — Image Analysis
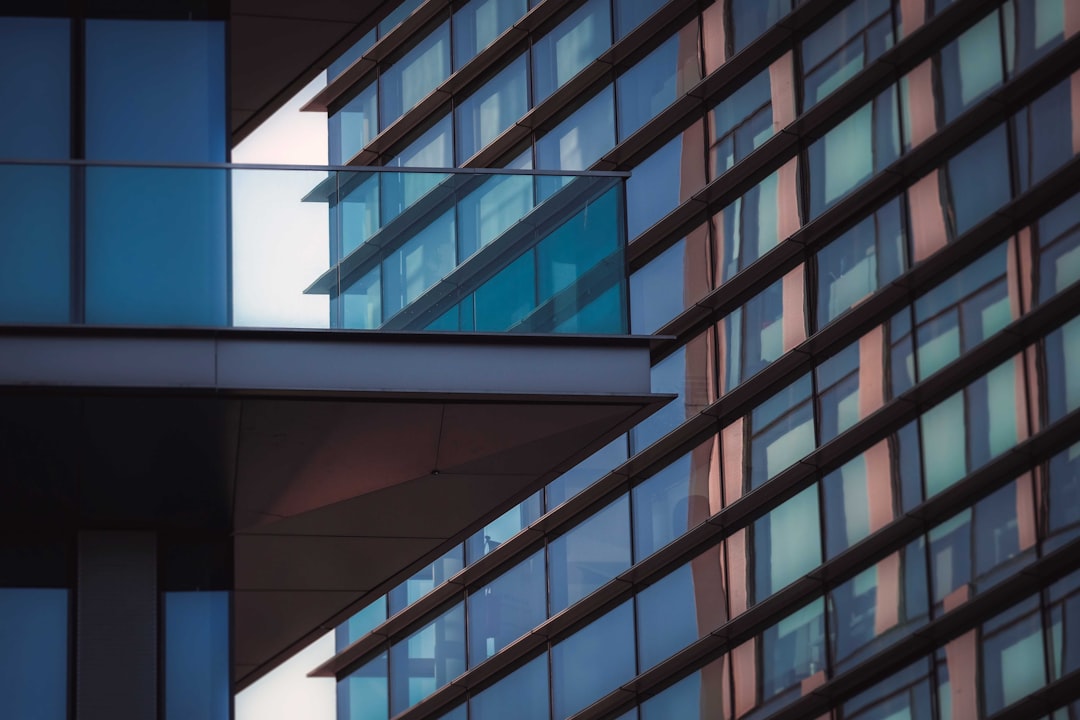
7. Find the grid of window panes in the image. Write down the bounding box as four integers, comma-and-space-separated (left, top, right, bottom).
324, 0, 1080, 717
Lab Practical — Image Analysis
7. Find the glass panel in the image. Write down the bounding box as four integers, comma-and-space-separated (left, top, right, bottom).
1008, 0, 1066, 73
1046, 443, 1080, 551
383, 115, 453, 222
939, 11, 1004, 123
85, 19, 225, 161
389, 602, 466, 715
802, 0, 894, 108
945, 125, 1011, 237
626, 121, 706, 239
920, 391, 967, 497
633, 438, 719, 559
749, 374, 815, 489
617, 27, 700, 140
471, 654, 549, 720
639, 657, 727, 719
1036, 192, 1080, 305
328, 29, 375, 81
1046, 316, 1080, 423
841, 658, 934, 720
630, 228, 712, 333
332, 83, 378, 164
730, 0, 792, 52
0, 588, 68, 720
86, 167, 228, 325
760, 598, 827, 701
466, 493, 541, 563
389, 545, 464, 616
456, 54, 529, 161
337, 597, 388, 651
551, 600, 636, 718
713, 160, 797, 283
1048, 569, 1080, 679
380, 0, 424, 35
614, 0, 666, 39
536, 85, 615, 173
752, 486, 821, 601
532, 0, 611, 104
1015, 78, 1074, 193
457, 172, 534, 260
380, 20, 450, 128
709, 67, 773, 177
0, 17, 69, 159
164, 591, 229, 720
548, 495, 632, 613
338, 651, 388, 720
382, 208, 456, 321
467, 550, 545, 665
454, 0, 528, 69
546, 435, 628, 509
981, 596, 1046, 714
631, 331, 713, 451
815, 197, 906, 328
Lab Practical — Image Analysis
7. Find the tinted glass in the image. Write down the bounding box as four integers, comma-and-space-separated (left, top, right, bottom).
551, 600, 636, 718
380, 21, 451, 129
0, 588, 68, 720
0, 17, 69, 159
454, 0, 527, 68
532, 0, 611, 103
549, 495, 632, 613
165, 591, 229, 720
468, 550, 545, 664
471, 654, 548, 720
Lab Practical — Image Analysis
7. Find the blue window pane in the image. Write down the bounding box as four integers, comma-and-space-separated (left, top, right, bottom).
640, 657, 725, 719
0, 17, 69, 159
338, 651, 388, 720
631, 345, 687, 451
551, 600, 636, 718
382, 209, 456, 321
454, 0, 528, 69
709, 68, 773, 175
380, 0, 424, 36
1015, 78, 1073, 193
617, 30, 699, 140
85, 167, 228, 325
632, 442, 717, 558
749, 374, 815, 489
841, 658, 934, 720
636, 556, 722, 669
549, 495, 631, 614
1046, 443, 1080, 551
474, 250, 536, 330
468, 550, 546, 664
753, 486, 821, 602
457, 173, 534, 260
730, 0, 791, 52
380, 21, 450, 129
466, 493, 542, 564
456, 54, 529, 161
86, 20, 225, 162
939, 11, 1003, 124
532, 0, 611, 103
536, 184, 621, 301
0, 588, 68, 720
614, 0, 666, 39
165, 591, 229, 720
630, 229, 711, 333
946, 125, 1011, 236
383, 115, 453, 221
536, 85, 615, 172
626, 124, 705, 239
388, 545, 464, 616
390, 602, 466, 714
331, 83, 378, 165
471, 654, 549, 720
760, 598, 826, 701
802, 0, 894, 108
343, 267, 382, 329
0, 165, 70, 323
328, 29, 375, 82
546, 435, 628, 509
337, 596, 388, 651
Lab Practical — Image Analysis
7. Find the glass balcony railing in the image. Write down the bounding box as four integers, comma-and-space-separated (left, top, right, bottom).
0, 162, 628, 334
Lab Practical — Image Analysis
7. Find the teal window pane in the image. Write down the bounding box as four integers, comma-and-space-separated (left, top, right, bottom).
458, 173, 534, 260
630, 231, 711, 334
709, 68, 773, 175
1015, 79, 1073, 193
164, 591, 229, 720
388, 545, 463, 615
0, 588, 68, 720
85, 167, 228, 326
381, 209, 456, 320
636, 551, 724, 670
715, 165, 789, 283
338, 651, 388, 720
86, 20, 225, 161
532, 0, 611, 103
1008, 0, 1065, 73
389, 602, 465, 714
632, 449, 697, 559
328, 29, 375, 82
466, 493, 542, 563
1036, 192, 1080, 303
920, 392, 966, 496
0, 165, 70, 323
536, 85, 615, 172
546, 436, 627, 509
456, 54, 528, 161
383, 116, 453, 221
548, 495, 631, 614
471, 654, 548, 720
468, 551, 545, 664
981, 597, 1046, 714
753, 486, 821, 601
749, 374, 815, 489
380, 21, 450, 129
0, 17, 69, 159
536, 185, 620, 301
342, 266, 382, 329
337, 597, 387, 651
380, 0, 424, 35
760, 598, 826, 700
841, 659, 934, 720
474, 250, 535, 330
453, 0, 527, 69
551, 601, 636, 718
341, 173, 381, 256
332, 83, 377, 164
626, 125, 705, 239
939, 11, 1003, 123
802, 0, 894, 108
1046, 316, 1080, 423
551, 280, 626, 333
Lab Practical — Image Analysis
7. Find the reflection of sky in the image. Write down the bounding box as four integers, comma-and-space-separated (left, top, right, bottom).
230, 74, 336, 720
231, 74, 330, 328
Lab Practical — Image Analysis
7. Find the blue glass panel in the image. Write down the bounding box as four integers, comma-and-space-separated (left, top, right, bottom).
636, 561, 704, 669
0, 588, 68, 720
1046, 443, 1080, 551
383, 115, 453, 222
536, 184, 620, 301
382, 208, 456, 320
390, 602, 466, 714
760, 599, 826, 700
0, 165, 70, 323
551, 600, 636, 718
617, 33, 683, 140
710, 68, 773, 174
337, 596, 388, 651
614, 0, 666, 39
626, 131, 694, 239
631, 345, 687, 451
457, 173, 534, 260
536, 85, 616, 172
328, 29, 375, 81
380, 0, 425, 35
753, 486, 821, 602
454, 0, 528, 69
456, 54, 529, 161
474, 249, 535, 330
0, 18, 69, 159
633, 448, 702, 559
471, 654, 549, 720
332, 83, 378, 164
640, 658, 725, 719
532, 0, 611, 103
86, 20, 225, 161
946, 125, 1011, 236
939, 12, 1003, 124
343, 267, 382, 329
466, 492, 542, 564
1016, 78, 1073, 193
468, 550, 546, 665
630, 231, 710, 334
165, 591, 229, 720
380, 21, 450, 129
546, 435, 628, 509
841, 658, 934, 720
730, 0, 791, 52
85, 167, 228, 325
749, 374, 815, 489
388, 545, 464, 616
338, 651, 388, 720
549, 495, 631, 613
802, 0, 894, 108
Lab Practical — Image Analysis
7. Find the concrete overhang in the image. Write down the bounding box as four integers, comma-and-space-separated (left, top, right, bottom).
0, 327, 669, 690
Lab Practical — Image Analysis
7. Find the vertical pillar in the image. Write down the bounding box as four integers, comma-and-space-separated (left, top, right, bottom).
77, 531, 158, 720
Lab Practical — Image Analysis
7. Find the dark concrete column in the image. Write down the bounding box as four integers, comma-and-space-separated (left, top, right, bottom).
77, 531, 157, 720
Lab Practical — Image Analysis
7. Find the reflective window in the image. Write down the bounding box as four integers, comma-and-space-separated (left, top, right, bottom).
86, 19, 225, 162
165, 591, 229, 720
468, 550, 545, 665
532, 0, 611, 103
614, 0, 666, 39
981, 596, 1046, 714
548, 495, 632, 613
807, 86, 900, 218
551, 600, 636, 718
1046, 443, 1080, 551
536, 85, 615, 173
802, 0, 895, 108
1014, 77, 1074, 193
617, 27, 700, 140
1048, 569, 1080, 680
939, 11, 1003, 123
380, 0, 424, 35
456, 54, 529, 161
722, 268, 807, 390
822, 439, 900, 557
337, 597, 388, 651
466, 493, 541, 563
328, 29, 375, 82
1035, 192, 1080, 305
841, 658, 934, 720
730, 0, 792, 52
389, 602, 466, 714
388, 544, 463, 615
626, 121, 706, 239
632, 438, 719, 559
945, 124, 1011, 237
380, 20, 451, 129
713, 159, 799, 283
636, 557, 719, 670
0, 17, 69, 159
639, 657, 727, 719
749, 374, 815, 489
815, 197, 906, 328
631, 332, 714, 451
753, 486, 821, 602
760, 598, 827, 702
1045, 316, 1080, 424
1006, 0, 1067, 73
546, 435, 627, 509
382, 208, 456, 321
454, 0, 527, 69
471, 654, 548, 720
630, 229, 711, 333
331, 82, 377, 164
383, 115, 453, 221
339, 652, 388, 720
709, 67, 773, 177
0, 588, 68, 720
